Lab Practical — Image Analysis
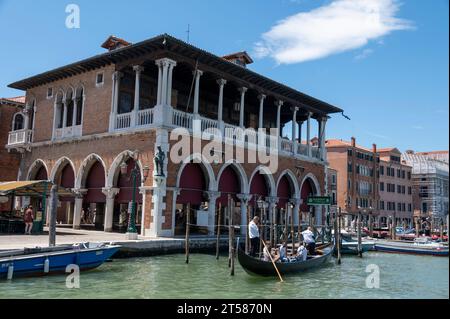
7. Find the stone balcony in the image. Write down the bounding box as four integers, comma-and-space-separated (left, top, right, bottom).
7, 129, 33, 150
111, 107, 323, 162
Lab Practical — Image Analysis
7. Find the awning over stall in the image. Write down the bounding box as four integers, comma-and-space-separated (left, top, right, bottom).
0, 181, 74, 197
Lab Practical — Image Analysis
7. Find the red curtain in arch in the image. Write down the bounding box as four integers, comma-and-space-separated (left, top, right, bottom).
300, 179, 314, 212
217, 166, 241, 206
249, 171, 269, 203
177, 163, 207, 205
277, 175, 292, 207
35, 166, 48, 180
85, 161, 106, 203
59, 164, 75, 202
115, 159, 142, 204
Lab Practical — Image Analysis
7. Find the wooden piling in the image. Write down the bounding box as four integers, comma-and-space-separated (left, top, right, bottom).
337, 208, 342, 264
259, 204, 265, 258
290, 204, 294, 256
415, 218, 420, 238
269, 204, 274, 247
357, 212, 362, 258
298, 210, 302, 247
216, 203, 222, 260
185, 203, 190, 264
246, 204, 251, 254
228, 196, 233, 268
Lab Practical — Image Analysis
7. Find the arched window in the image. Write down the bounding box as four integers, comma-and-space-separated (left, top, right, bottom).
55, 91, 64, 129
66, 88, 74, 127
13, 113, 25, 131
75, 87, 84, 126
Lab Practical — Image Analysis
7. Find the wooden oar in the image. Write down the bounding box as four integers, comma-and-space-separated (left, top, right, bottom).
260, 239, 284, 282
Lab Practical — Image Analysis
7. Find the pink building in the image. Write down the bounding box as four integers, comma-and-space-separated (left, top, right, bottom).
378, 148, 413, 228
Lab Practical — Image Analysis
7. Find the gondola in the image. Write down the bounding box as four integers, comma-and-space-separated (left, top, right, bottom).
237, 240, 335, 276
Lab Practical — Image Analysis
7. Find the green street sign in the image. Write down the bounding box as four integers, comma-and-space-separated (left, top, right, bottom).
307, 196, 331, 205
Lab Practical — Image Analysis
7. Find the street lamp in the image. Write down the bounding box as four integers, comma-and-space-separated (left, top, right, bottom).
120, 150, 150, 240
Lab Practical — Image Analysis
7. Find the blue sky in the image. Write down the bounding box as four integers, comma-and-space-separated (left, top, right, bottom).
0, 0, 448, 152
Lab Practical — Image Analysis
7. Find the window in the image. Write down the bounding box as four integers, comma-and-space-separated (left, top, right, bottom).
118, 92, 133, 114
397, 169, 401, 178
96, 72, 104, 86
397, 185, 401, 194
47, 87, 53, 99
422, 202, 428, 213
348, 163, 353, 172
13, 113, 24, 131
380, 201, 385, 210
402, 170, 406, 179
407, 172, 411, 180
380, 166, 384, 175
408, 187, 412, 195
347, 149, 353, 157
397, 203, 402, 211
380, 182, 385, 192
408, 204, 412, 212
332, 174, 336, 185
402, 203, 406, 211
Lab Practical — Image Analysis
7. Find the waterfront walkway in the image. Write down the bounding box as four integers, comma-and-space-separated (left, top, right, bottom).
0, 228, 228, 257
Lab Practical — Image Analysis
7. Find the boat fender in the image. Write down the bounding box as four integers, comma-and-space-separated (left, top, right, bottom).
7, 264, 14, 280
44, 257, 50, 273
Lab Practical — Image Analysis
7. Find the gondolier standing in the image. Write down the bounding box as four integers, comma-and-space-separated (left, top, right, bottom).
248, 216, 260, 257
302, 226, 316, 255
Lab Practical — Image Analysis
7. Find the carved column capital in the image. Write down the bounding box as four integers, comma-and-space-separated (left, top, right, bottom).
216, 78, 227, 87
102, 187, 120, 199
237, 193, 252, 204
72, 188, 87, 199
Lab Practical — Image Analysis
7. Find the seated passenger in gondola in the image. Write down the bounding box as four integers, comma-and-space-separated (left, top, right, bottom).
296, 244, 308, 261
278, 241, 288, 262
302, 226, 316, 255
263, 243, 280, 262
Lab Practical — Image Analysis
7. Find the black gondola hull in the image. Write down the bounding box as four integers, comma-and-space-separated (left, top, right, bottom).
237, 243, 335, 276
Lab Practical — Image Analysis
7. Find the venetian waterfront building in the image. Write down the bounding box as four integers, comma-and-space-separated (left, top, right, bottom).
5, 34, 342, 237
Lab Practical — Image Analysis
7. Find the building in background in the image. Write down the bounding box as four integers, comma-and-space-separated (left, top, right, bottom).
0, 96, 25, 213
402, 150, 449, 233
378, 148, 413, 229
326, 137, 379, 228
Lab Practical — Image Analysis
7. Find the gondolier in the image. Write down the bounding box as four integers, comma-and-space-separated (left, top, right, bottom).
302, 226, 316, 255
248, 216, 260, 257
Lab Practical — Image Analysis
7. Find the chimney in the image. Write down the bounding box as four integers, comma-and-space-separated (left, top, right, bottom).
372, 143, 377, 154
101, 35, 131, 51
351, 137, 356, 147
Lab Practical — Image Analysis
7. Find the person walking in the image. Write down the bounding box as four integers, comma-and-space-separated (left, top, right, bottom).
23, 205, 34, 235
248, 216, 260, 257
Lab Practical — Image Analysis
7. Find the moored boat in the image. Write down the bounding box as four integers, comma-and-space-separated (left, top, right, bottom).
374, 237, 448, 257
237, 242, 334, 277
0, 242, 120, 279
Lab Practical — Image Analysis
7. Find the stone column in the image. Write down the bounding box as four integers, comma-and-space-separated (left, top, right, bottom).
160, 61, 169, 106
307, 112, 312, 157
156, 62, 163, 105
217, 79, 227, 131
102, 187, 120, 232
276, 100, 283, 138
72, 96, 78, 128
167, 63, 175, 106
23, 105, 31, 131
206, 191, 221, 236
62, 100, 68, 128
292, 107, 299, 154
132, 65, 144, 126
109, 71, 123, 131
258, 94, 266, 129
193, 70, 203, 116
320, 117, 328, 160
72, 188, 87, 229
237, 194, 252, 236
267, 197, 279, 245
291, 198, 301, 225
238, 87, 247, 128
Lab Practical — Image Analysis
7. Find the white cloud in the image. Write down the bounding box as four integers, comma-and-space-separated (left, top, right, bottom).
255, 0, 413, 64
355, 48, 374, 60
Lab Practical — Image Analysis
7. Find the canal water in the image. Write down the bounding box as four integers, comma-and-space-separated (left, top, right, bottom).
0, 252, 448, 299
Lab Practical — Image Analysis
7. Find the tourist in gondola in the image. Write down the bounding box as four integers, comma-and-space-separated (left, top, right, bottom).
248, 216, 260, 257
296, 244, 308, 261
302, 226, 316, 255
279, 241, 288, 262
263, 243, 280, 262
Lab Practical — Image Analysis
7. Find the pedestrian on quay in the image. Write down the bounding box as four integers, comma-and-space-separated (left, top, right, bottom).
23, 205, 34, 235
248, 216, 260, 257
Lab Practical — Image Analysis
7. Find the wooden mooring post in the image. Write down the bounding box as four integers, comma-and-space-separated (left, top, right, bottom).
185, 203, 190, 264
216, 203, 222, 260
228, 196, 233, 268
337, 208, 342, 264
246, 204, 251, 254
357, 212, 362, 258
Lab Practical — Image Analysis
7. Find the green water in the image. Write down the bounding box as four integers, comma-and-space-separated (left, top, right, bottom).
0, 252, 448, 299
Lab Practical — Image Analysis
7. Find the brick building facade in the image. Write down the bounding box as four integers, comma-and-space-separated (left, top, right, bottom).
5, 34, 343, 237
